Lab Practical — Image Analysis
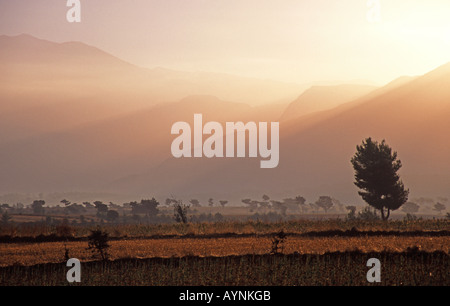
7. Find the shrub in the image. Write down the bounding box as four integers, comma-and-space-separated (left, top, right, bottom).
87, 228, 110, 261
270, 230, 287, 254
357, 207, 380, 221
173, 200, 190, 224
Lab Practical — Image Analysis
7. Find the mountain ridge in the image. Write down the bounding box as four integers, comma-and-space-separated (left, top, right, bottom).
1, 34, 449, 204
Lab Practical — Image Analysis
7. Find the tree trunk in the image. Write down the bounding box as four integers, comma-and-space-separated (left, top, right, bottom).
380, 207, 390, 221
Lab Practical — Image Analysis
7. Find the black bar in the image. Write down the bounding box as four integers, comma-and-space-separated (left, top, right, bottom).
0, 286, 443, 305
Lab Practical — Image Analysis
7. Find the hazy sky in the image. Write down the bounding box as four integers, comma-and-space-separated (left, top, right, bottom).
1, 0, 450, 84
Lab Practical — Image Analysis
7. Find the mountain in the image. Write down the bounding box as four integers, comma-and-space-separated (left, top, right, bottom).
110, 62, 450, 203
0, 34, 306, 143
0, 34, 304, 106
280, 84, 378, 121
1, 34, 449, 205
0, 93, 286, 193
0, 34, 296, 193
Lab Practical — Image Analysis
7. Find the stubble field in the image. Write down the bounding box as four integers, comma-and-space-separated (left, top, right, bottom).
0, 219, 448, 286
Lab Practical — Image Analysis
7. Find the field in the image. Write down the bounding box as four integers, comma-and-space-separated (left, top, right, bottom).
1, 252, 448, 286
0, 219, 449, 286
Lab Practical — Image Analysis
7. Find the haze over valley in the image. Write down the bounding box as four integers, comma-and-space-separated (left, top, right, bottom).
1, 34, 449, 207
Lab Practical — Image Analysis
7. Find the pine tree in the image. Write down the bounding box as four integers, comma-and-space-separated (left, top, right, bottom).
351, 138, 409, 220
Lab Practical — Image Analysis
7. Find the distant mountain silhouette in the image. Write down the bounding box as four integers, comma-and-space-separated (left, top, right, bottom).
280, 84, 377, 121
1, 34, 449, 204
0, 34, 306, 142
109, 62, 450, 203
0, 34, 305, 106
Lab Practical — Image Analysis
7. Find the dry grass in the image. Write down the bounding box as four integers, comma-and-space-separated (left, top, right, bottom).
1, 235, 448, 267
1, 218, 448, 238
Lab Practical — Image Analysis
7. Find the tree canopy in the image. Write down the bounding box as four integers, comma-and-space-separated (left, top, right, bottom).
351, 137, 409, 220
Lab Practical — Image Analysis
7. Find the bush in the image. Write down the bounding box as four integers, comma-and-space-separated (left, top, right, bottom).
173, 200, 190, 224
270, 230, 287, 254
345, 206, 357, 221
87, 228, 110, 261
357, 207, 380, 221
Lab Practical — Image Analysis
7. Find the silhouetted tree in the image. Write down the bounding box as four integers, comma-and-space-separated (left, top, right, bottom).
295, 196, 306, 206
242, 199, 251, 205
60, 199, 71, 206
141, 198, 160, 216
131, 198, 160, 216
219, 200, 228, 208
83, 201, 94, 208
315, 196, 333, 213
106, 210, 120, 222
1, 211, 12, 224
31, 200, 45, 215
1, 204, 11, 210
94, 201, 108, 218
172, 199, 190, 223
242, 199, 259, 210
208, 198, 214, 207
109, 202, 120, 209
433, 203, 446, 215
65, 203, 85, 215
358, 206, 380, 221
281, 198, 296, 212
346, 205, 357, 220
259, 195, 271, 210
189, 199, 201, 207
270, 231, 287, 255
87, 229, 110, 261
351, 138, 409, 220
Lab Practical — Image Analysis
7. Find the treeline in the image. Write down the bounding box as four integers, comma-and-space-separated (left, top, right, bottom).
1, 193, 448, 226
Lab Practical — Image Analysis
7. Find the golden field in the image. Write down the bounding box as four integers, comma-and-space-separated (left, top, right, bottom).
1, 235, 448, 267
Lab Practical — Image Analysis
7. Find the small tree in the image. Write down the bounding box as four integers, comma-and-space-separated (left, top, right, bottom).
60, 199, 71, 207
270, 231, 287, 255
94, 201, 108, 219
219, 200, 228, 208
346, 205, 357, 220
351, 138, 409, 220
131, 198, 160, 216
295, 196, 307, 213
87, 229, 110, 261
31, 200, 45, 215
358, 206, 380, 221
208, 198, 214, 207
106, 210, 119, 223
165, 198, 178, 207
259, 195, 271, 211
173, 199, 190, 224
433, 203, 446, 215
1, 211, 12, 224
315, 196, 333, 213
83, 201, 94, 208
189, 199, 201, 207
242, 198, 259, 210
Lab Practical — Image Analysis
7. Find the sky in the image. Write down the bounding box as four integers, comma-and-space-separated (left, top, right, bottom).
1, 0, 450, 85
